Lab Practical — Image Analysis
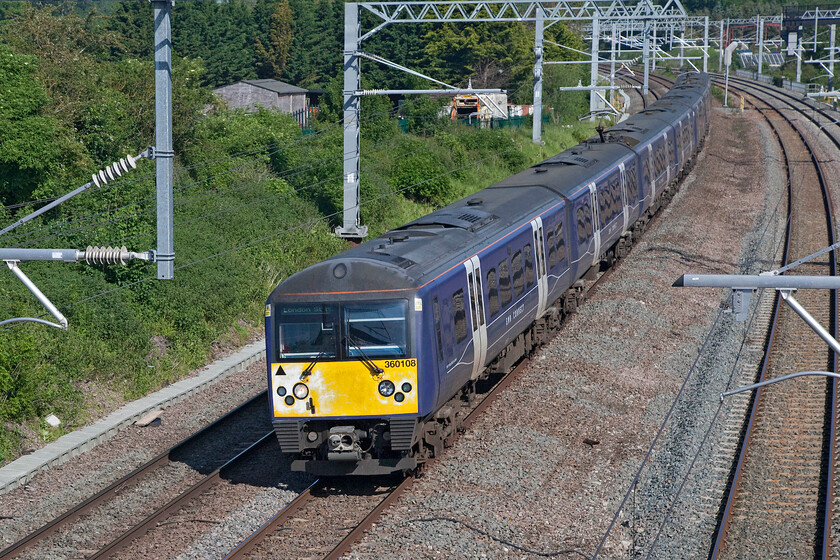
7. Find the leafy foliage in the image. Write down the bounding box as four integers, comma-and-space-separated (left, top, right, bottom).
0, 0, 596, 466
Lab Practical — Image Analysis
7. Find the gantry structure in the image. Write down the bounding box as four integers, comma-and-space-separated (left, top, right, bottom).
339, 0, 689, 238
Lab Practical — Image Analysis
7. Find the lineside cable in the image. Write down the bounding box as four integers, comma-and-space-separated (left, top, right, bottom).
2, 143, 521, 329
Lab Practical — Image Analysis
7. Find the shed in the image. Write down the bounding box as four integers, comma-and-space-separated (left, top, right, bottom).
213, 79, 309, 115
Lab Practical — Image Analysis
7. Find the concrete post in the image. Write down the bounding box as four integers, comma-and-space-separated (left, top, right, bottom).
610, 23, 617, 108
533, 6, 544, 143
337, 3, 366, 238
590, 16, 600, 117
651, 23, 657, 71
153, 0, 174, 279
830, 24, 836, 93
796, 28, 803, 83
643, 20, 650, 96
758, 17, 764, 76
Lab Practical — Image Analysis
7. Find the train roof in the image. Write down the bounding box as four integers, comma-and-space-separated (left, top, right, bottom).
269, 74, 709, 301
270, 183, 562, 299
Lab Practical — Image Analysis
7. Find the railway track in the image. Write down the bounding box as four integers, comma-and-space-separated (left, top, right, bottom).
708, 76, 839, 559
226, 352, 534, 560
597, 63, 664, 110
3, 73, 703, 560
0, 392, 274, 559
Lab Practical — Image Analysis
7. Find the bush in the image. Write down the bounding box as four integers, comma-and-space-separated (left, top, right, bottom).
388, 137, 451, 205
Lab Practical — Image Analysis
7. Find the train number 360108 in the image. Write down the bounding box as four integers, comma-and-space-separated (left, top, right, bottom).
383, 359, 417, 369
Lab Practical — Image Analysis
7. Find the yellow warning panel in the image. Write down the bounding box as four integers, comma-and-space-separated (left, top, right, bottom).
271, 359, 419, 418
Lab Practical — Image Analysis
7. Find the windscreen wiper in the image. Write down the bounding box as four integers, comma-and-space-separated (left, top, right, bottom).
345, 334, 384, 375
300, 351, 326, 380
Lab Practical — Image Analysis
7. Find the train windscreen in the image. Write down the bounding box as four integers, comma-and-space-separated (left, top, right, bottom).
276, 304, 339, 359
275, 301, 409, 360
344, 301, 408, 358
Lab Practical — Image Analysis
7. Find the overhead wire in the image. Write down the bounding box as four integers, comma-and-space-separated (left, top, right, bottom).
2, 114, 355, 247
3, 105, 409, 248
595, 103, 804, 557
3, 140, 523, 330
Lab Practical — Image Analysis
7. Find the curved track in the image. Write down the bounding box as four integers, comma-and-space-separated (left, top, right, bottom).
708, 76, 839, 560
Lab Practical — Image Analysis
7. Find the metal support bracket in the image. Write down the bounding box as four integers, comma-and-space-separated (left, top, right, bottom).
725, 288, 753, 321
676, 272, 840, 398
1, 261, 68, 330
145, 146, 174, 160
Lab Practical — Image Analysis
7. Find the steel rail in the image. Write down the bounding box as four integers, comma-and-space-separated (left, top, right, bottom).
0, 390, 268, 560
708, 76, 837, 559
323, 356, 534, 560
713, 73, 840, 153
222, 479, 322, 560
89, 431, 276, 559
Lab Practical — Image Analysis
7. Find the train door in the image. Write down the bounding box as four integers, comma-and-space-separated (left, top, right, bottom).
619, 162, 629, 233
464, 256, 487, 380
530, 217, 549, 316
588, 182, 601, 267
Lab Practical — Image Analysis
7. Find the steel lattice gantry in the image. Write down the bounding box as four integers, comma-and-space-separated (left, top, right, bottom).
338, 0, 689, 238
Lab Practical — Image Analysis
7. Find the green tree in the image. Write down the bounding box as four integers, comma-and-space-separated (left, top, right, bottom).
255, 0, 294, 79
0, 45, 71, 204
107, 0, 151, 59
284, 0, 342, 88
173, 0, 256, 87
422, 22, 535, 101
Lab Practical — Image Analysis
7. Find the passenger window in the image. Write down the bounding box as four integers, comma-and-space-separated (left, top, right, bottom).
512, 251, 524, 297
524, 244, 534, 286
555, 222, 566, 262
453, 289, 467, 343
547, 230, 557, 268
613, 177, 621, 216
433, 297, 443, 361
499, 258, 512, 307
467, 273, 477, 327
487, 268, 500, 317
627, 166, 638, 202
599, 189, 609, 229
584, 201, 593, 237
577, 207, 587, 244
475, 273, 484, 326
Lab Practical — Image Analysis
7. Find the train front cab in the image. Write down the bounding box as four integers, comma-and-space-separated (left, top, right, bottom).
266, 295, 427, 475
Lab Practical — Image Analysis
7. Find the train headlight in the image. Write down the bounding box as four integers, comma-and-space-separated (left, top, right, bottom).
293, 383, 309, 400
378, 380, 395, 397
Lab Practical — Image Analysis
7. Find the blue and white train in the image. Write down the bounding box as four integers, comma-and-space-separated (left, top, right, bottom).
264, 72, 711, 475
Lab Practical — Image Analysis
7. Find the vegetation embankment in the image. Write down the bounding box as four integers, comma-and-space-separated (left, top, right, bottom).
0, 3, 596, 464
